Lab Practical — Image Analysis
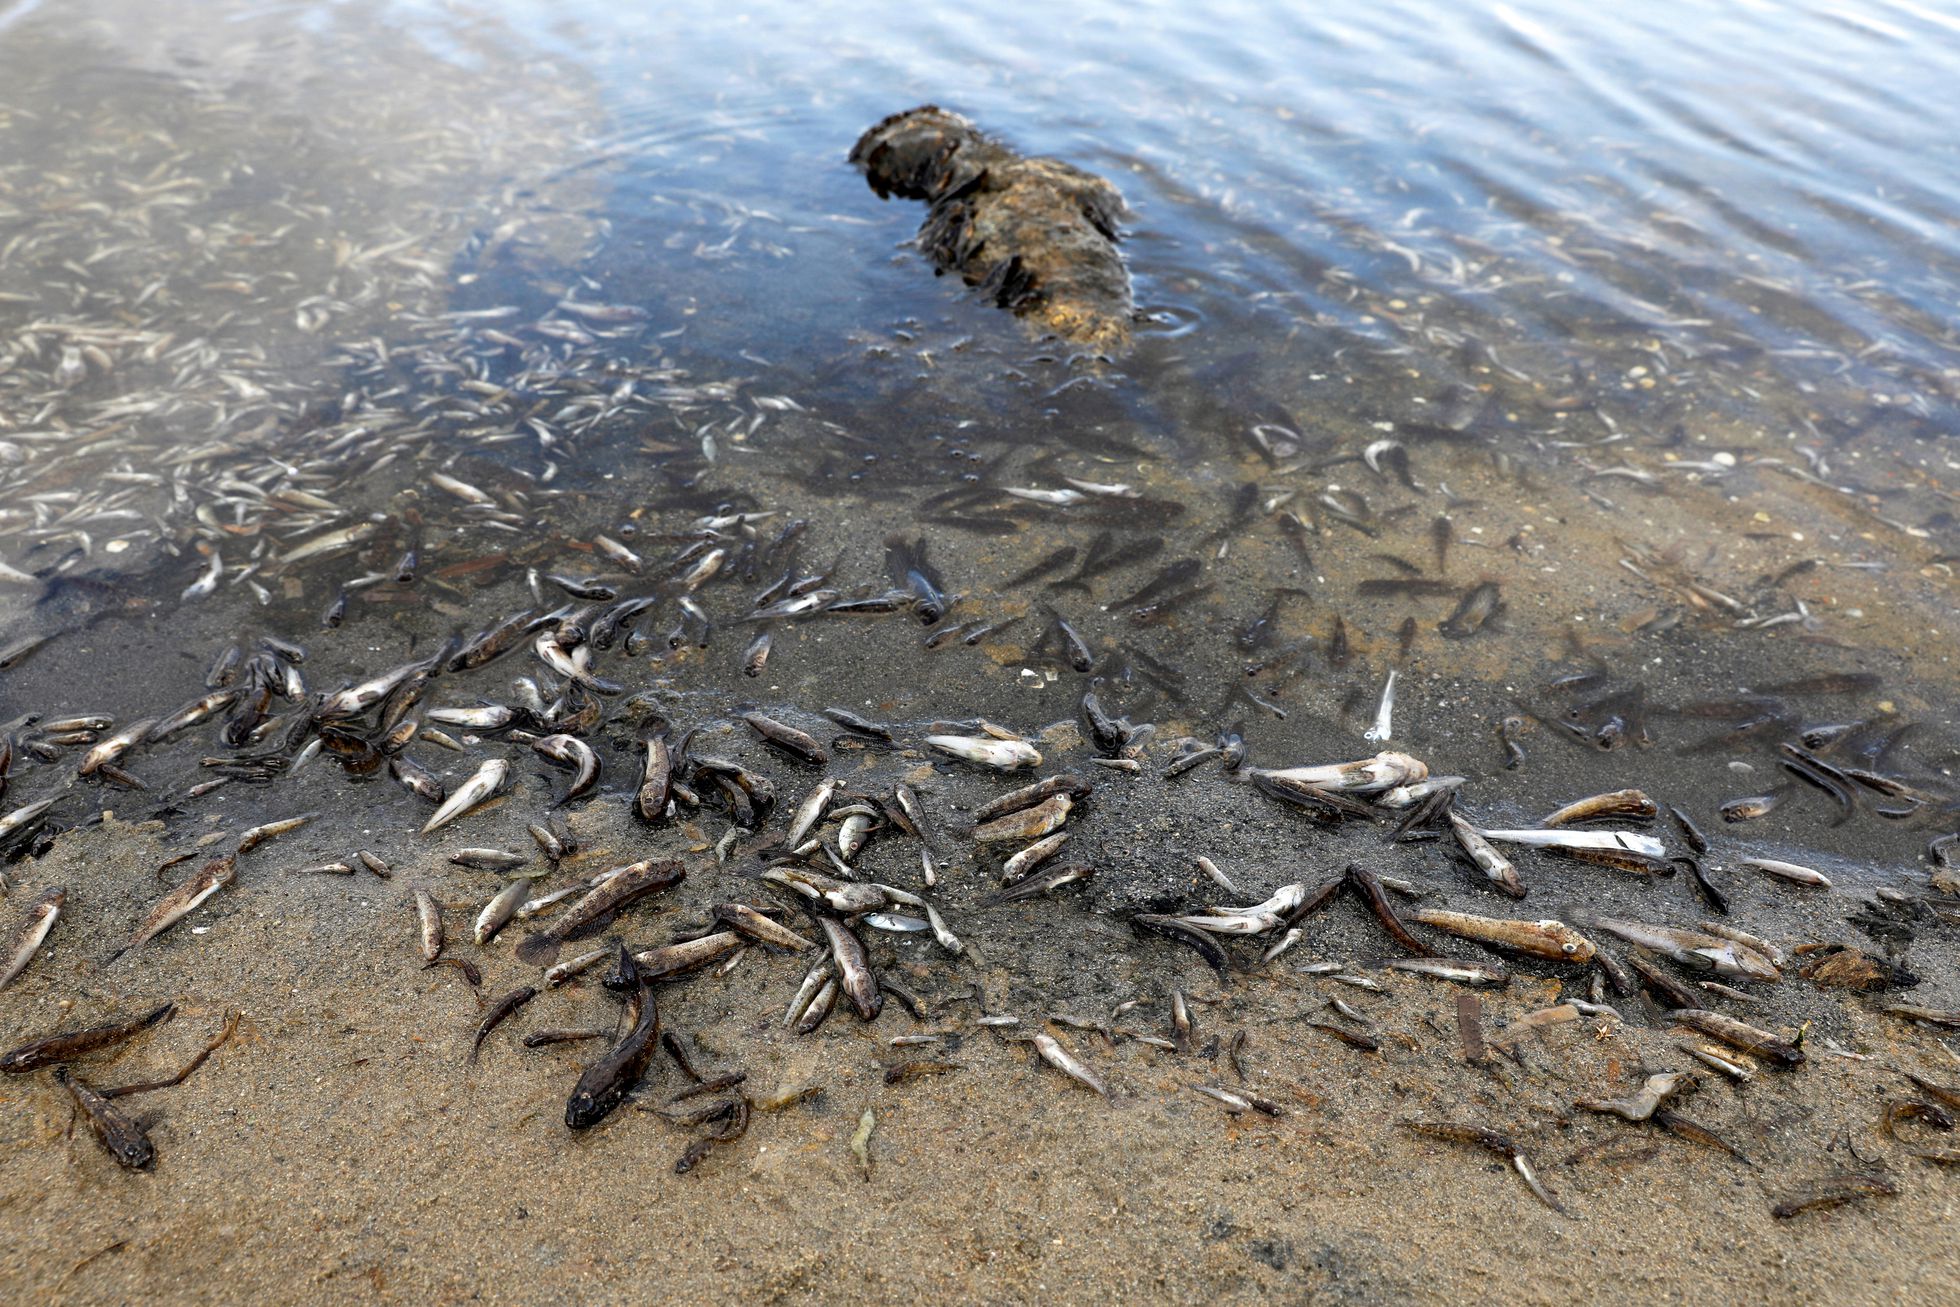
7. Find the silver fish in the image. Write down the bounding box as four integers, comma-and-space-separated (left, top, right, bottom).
1029, 1032, 1108, 1096
474, 879, 531, 945
422, 759, 510, 834
413, 889, 444, 961
925, 734, 1042, 771
532, 734, 599, 805
0, 887, 63, 988
122, 856, 235, 955
1448, 813, 1524, 898
77, 718, 156, 776
786, 778, 840, 849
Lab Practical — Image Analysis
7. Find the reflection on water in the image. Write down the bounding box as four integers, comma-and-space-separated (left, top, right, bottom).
0, 0, 1958, 892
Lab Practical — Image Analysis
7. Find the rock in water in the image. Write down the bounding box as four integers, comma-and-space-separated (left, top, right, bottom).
850, 105, 1134, 353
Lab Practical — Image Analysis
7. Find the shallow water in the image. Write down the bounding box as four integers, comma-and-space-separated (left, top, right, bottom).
1, 1, 1959, 1300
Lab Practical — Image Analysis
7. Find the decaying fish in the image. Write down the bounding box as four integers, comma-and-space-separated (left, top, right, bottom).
515, 859, 686, 965
1410, 908, 1596, 963
55, 1068, 155, 1170
118, 857, 236, 958
1, 887, 64, 989
422, 758, 510, 834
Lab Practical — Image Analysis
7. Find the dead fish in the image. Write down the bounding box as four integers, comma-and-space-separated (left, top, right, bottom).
1477, 828, 1665, 858
469, 986, 538, 1065
0, 887, 64, 988
974, 794, 1073, 845
1578, 1071, 1693, 1122
76, 718, 156, 777
514, 859, 686, 965
451, 848, 529, 872
54, 1068, 154, 1169
532, 734, 599, 805
1401, 1121, 1564, 1213
1447, 813, 1524, 898
635, 733, 671, 823
1542, 790, 1657, 826
1668, 1009, 1804, 1067
742, 712, 828, 765
1028, 1032, 1107, 1096
474, 879, 531, 946
926, 734, 1041, 771
413, 889, 444, 961
1245, 751, 1428, 795
715, 903, 816, 952
818, 915, 882, 1020
119, 857, 236, 957
1382, 957, 1509, 987
422, 759, 510, 834
1438, 582, 1502, 640
1574, 913, 1780, 981
566, 950, 659, 1130
390, 754, 446, 804
1770, 1172, 1896, 1219
236, 813, 315, 856
762, 866, 887, 915
1741, 857, 1832, 889
974, 775, 1093, 824
632, 932, 743, 982
0, 1002, 176, 1074
1720, 793, 1780, 822
785, 778, 840, 849
1410, 908, 1595, 963
985, 862, 1095, 906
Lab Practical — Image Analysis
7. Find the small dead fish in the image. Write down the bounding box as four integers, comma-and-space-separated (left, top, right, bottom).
1578, 1071, 1693, 1122
1402, 1121, 1564, 1213
532, 734, 599, 805
1438, 582, 1502, 640
1447, 813, 1523, 898
1410, 908, 1595, 962
1382, 957, 1509, 987
1575, 913, 1780, 980
742, 712, 827, 765
926, 734, 1041, 771
1, 887, 64, 988
236, 813, 315, 856
566, 952, 660, 1129
985, 862, 1095, 906
474, 879, 531, 946
974, 775, 1093, 823
413, 889, 444, 961
515, 859, 687, 965
1770, 1172, 1896, 1219
0, 1002, 175, 1073
974, 794, 1073, 845
422, 759, 510, 834
1542, 790, 1657, 826
785, 778, 840, 849
119, 857, 236, 956
1028, 1032, 1107, 1096
77, 718, 156, 777
1477, 828, 1665, 858
390, 754, 446, 804
469, 986, 538, 1064
1741, 857, 1832, 889
1668, 1009, 1804, 1067
818, 915, 882, 1020
1720, 793, 1780, 822
451, 848, 529, 872
55, 1068, 154, 1169
715, 903, 816, 952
